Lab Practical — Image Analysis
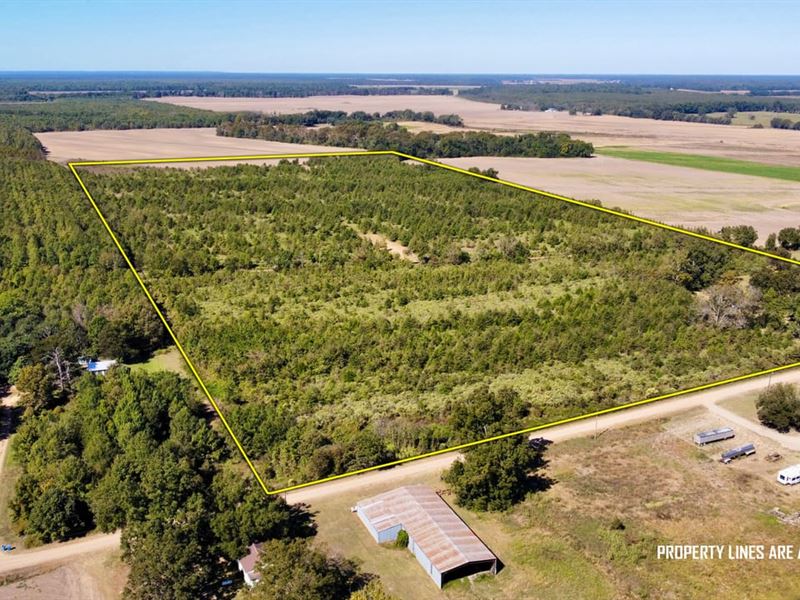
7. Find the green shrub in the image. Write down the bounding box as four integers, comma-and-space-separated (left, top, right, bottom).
395, 529, 409, 548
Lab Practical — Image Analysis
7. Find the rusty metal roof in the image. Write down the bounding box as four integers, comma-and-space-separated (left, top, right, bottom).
356, 485, 496, 574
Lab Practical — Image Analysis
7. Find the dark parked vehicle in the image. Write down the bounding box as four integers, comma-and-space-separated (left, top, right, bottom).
721, 443, 756, 464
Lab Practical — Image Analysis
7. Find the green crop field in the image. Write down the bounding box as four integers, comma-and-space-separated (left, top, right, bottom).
596, 147, 800, 182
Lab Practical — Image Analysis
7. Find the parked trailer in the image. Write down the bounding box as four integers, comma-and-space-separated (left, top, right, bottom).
693, 427, 735, 446
721, 443, 756, 464
777, 464, 800, 486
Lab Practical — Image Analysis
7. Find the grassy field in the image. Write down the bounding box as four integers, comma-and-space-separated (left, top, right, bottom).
595, 148, 800, 182
708, 111, 800, 127
718, 391, 761, 422
310, 412, 800, 599
126, 346, 186, 376
596, 147, 800, 181
0, 447, 22, 548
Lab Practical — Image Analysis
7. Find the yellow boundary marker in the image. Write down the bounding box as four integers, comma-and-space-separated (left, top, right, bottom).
68, 149, 800, 496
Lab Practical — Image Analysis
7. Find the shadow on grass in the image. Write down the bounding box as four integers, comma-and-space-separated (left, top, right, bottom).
1, 385, 22, 444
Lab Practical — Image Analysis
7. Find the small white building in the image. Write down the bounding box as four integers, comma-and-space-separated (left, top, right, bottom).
237, 543, 262, 587
355, 485, 498, 588
78, 358, 118, 376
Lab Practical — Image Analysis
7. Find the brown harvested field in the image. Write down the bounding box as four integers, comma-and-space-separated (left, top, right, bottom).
441, 155, 800, 241
35, 127, 358, 167
148, 95, 800, 166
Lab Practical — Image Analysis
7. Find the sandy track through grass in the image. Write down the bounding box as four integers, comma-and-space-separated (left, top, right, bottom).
0, 389, 19, 496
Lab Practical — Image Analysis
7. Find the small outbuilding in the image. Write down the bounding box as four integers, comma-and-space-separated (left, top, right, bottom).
355, 485, 498, 588
79, 358, 118, 376
237, 543, 262, 587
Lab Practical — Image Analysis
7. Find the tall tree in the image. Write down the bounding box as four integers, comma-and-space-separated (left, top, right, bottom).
443, 436, 547, 511
238, 539, 366, 600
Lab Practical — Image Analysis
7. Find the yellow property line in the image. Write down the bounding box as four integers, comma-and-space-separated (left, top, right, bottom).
68, 149, 800, 496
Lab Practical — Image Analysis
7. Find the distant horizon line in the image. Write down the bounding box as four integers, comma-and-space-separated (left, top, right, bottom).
2, 71, 800, 77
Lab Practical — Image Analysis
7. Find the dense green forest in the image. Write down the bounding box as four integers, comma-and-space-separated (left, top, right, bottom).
9, 365, 387, 598
0, 100, 468, 133
3, 74, 800, 102
67, 155, 800, 489
0, 73, 457, 101
0, 126, 388, 598
218, 116, 594, 158
0, 98, 227, 131
0, 132, 167, 385
461, 84, 800, 122
222, 109, 464, 128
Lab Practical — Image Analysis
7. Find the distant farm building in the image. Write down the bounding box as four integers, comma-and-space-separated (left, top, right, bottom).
237, 543, 262, 587
355, 485, 498, 588
78, 358, 118, 375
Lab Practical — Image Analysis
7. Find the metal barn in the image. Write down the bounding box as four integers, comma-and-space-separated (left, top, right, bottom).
355, 485, 498, 588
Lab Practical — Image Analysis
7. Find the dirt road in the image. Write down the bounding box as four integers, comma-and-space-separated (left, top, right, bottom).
1, 390, 121, 580
0, 532, 120, 577
3, 368, 799, 575
285, 367, 800, 505
707, 402, 800, 450
0, 389, 19, 488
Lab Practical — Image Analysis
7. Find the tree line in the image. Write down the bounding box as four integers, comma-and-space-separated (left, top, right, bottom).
771, 116, 800, 130
222, 108, 464, 130
217, 117, 594, 158
462, 84, 800, 123
0, 75, 452, 102
0, 98, 226, 132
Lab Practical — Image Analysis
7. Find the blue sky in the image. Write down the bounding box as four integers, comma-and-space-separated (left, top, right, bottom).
2, 0, 798, 74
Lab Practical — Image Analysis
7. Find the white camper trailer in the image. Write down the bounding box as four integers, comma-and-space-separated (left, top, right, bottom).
776, 464, 800, 486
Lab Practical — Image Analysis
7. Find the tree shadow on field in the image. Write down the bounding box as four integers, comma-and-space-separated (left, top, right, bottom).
525, 436, 556, 495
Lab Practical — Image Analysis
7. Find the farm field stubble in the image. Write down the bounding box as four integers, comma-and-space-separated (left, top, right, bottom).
35, 127, 358, 167
148, 95, 800, 166
441, 155, 800, 242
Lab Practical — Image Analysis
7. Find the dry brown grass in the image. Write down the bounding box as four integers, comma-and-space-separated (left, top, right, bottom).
0, 550, 127, 600
307, 409, 800, 600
